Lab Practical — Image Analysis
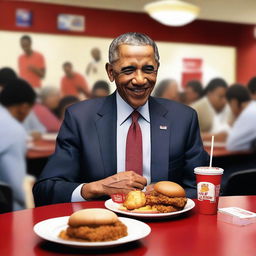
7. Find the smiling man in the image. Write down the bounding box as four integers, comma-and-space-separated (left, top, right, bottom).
33, 32, 209, 206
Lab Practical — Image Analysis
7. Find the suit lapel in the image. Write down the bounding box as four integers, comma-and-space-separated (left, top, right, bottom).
95, 93, 117, 178
149, 97, 170, 182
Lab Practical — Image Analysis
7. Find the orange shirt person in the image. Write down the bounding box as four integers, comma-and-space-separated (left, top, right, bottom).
60, 62, 91, 98
18, 35, 46, 89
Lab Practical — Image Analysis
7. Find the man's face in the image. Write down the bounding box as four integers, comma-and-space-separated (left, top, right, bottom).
20, 39, 31, 54
228, 99, 241, 118
17, 103, 33, 122
162, 82, 179, 101
106, 44, 158, 109
208, 87, 227, 113
93, 88, 109, 98
63, 64, 73, 76
92, 48, 101, 61
185, 86, 199, 104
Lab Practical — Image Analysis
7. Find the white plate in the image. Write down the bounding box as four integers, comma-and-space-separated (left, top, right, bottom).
34, 216, 151, 248
105, 198, 195, 219
42, 133, 58, 141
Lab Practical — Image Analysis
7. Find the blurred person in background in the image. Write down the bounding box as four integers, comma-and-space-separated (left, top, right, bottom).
0, 78, 36, 210
184, 80, 204, 105
153, 79, 179, 101
247, 77, 256, 100
33, 86, 61, 132
85, 47, 108, 86
40, 86, 61, 117
225, 84, 256, 151
92, 80, 110, 98
18, 35, 46, 90
23, 109, 46, 140
61, 62, 91, 99
86, 47, 101, 75
0, 67, 17, 93
191, 78, 232, 141
56, 95, 79, 120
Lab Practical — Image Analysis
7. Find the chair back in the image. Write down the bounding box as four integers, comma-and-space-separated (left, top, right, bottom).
223, 169, 256, 196
0, 181, 13, 213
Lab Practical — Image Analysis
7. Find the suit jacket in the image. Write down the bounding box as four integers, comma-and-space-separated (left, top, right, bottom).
33, 92, 209, 206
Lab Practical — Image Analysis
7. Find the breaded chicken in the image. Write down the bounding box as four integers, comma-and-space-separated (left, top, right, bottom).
59, 220, 127, 242
151, 204, 180, 213
146, 191, 187, 209
123, 190, 146, 210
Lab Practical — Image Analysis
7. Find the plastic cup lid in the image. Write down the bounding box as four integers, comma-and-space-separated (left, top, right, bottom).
194, 166, 224, 175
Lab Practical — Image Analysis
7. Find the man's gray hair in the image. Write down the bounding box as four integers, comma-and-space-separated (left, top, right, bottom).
108, 32, 160, 64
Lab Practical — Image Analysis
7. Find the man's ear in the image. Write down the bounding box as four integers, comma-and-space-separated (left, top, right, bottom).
105, 63, 115, 82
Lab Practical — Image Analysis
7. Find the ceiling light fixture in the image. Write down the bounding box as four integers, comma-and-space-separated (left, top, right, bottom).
144, 0, 200, 27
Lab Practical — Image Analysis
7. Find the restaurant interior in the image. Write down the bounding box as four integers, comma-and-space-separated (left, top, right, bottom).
0, 0, 256, 255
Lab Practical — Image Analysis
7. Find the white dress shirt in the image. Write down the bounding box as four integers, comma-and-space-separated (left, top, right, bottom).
227, 101, 256, 151
72, 92, 151, 202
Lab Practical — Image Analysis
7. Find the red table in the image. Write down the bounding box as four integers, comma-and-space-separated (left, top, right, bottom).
27, 139, 55, 159
0, 196, 255, 256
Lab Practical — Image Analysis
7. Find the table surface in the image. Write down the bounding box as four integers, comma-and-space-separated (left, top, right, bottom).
0, 196, 255, 256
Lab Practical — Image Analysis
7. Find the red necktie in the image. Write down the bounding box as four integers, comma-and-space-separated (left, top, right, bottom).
125, 111, 143, 175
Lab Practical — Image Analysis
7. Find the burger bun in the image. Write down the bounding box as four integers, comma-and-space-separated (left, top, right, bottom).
68, 208, 118, 227
154, 181, 186, 197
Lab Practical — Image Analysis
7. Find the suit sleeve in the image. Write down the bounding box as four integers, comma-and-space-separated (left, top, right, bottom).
183, 110, 209, 198
33, 109, 82, 206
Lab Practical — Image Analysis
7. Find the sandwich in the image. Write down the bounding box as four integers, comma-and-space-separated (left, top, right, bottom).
145, 181, 187, 213
59, 208, 127, 242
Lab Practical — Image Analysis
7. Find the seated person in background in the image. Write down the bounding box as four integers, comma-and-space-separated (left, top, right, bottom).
23, 111, 46, 140
56, 95, 79, 120
40, 86, 61, 117
184, 80, 204, 105
225, 84, 256, 151
92, 80, 110, 98
0, 78, 36, 210
61, 62, 91, 99
0, 67, 17, 93
247, 77, 256, 101
33, 32, 209, 206
153, 79, 179, 101
33, 86, 61, 132
191, 78, 232, 141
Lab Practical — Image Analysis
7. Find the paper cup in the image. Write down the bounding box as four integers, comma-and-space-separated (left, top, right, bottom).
194, 167, 224, 215
111, 194, 126, 203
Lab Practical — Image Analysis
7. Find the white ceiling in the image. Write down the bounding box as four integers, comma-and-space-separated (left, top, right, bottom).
27, 0, 256, 25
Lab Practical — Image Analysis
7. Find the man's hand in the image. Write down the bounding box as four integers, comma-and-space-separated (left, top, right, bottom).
81, 171, 147, 200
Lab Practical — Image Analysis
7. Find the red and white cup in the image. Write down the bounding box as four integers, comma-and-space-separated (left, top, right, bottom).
194, 167, 224, 215
111, 194, 126, 203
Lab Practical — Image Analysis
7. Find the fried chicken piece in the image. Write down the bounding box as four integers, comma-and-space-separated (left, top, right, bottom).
123, 190, 146, 210
146, 192, 187, 209
151, 204, 180, 213
59, 220, 127, 242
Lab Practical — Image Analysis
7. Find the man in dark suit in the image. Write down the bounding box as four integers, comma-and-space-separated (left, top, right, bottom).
33, 32, 209, 206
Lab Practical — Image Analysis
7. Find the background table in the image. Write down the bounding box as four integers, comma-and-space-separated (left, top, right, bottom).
0, 196, 255, 256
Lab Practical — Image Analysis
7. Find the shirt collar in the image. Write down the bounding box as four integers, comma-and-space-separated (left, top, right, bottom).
116, 91, 150, 126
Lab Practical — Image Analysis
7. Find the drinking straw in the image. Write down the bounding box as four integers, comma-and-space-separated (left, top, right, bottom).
209, 135, 214, 167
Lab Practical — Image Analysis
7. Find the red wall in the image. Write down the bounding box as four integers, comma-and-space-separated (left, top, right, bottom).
0, 0, 256, 83
236, 26, 256, 84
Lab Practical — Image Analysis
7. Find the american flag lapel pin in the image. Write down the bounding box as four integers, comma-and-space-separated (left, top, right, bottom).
160, 125, 167, 130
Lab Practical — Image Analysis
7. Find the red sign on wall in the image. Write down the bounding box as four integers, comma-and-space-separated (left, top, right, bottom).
181, 58, 203, 88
